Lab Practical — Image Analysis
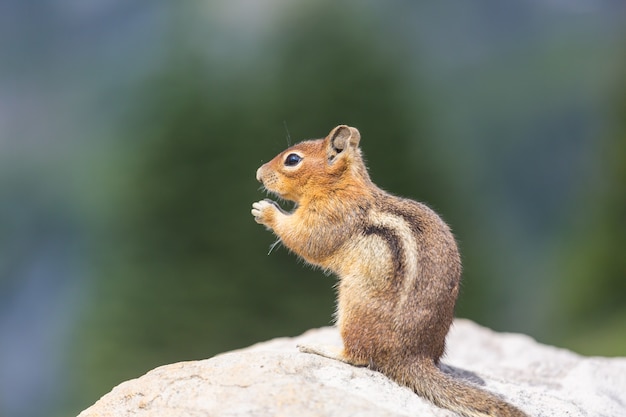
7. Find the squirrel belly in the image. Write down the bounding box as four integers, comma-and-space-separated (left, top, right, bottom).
252, 125, 527, 417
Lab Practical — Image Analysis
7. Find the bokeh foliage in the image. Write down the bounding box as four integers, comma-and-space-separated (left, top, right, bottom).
71, 2, 432, 409
67, 3, 626, 413
1, 3, 624, 417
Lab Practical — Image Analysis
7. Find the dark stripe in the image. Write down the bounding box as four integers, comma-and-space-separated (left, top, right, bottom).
388, 207, 424, 236
363, 225, 405, 285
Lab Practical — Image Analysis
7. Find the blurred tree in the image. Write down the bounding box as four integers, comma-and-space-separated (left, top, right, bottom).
269, 2, 434, 197
553, 71, 626, 356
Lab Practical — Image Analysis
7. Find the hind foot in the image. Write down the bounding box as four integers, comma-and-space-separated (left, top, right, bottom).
297, 344, 369, 367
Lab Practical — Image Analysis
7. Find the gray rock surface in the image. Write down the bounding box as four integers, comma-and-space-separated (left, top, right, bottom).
77, 319, 626, 417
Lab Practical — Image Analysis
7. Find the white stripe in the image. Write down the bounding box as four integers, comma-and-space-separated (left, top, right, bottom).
368, 210, 418, 310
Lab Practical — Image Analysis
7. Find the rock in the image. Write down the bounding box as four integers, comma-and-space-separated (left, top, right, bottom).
77, 319, 626, 417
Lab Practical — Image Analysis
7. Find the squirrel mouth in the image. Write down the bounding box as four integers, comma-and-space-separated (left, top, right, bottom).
262, 189, 297, 212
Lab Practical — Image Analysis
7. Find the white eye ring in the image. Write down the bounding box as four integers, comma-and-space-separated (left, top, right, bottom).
284, 153, 302, 167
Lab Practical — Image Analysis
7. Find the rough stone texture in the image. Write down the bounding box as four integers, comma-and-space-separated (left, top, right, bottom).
78, 319, 626, 417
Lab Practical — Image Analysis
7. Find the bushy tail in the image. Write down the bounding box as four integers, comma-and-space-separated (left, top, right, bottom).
397, 360, 527, 417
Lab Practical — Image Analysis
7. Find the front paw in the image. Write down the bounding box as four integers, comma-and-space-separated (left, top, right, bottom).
251, 199, 278, 226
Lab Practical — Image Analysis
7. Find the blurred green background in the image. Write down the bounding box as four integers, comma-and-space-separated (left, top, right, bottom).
1, 2, 625, 417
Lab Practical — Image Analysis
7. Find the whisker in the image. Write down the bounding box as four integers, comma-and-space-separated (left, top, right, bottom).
283, 121, 292, 147
268, 239, 282, 255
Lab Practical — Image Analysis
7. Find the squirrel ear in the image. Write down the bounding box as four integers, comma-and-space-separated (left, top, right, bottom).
327, 125, 361, 161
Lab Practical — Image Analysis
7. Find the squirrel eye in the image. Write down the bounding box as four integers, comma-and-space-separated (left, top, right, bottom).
284, 153, 302, 167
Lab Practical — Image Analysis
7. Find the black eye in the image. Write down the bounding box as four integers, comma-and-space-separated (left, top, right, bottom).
284, 153, 302, 166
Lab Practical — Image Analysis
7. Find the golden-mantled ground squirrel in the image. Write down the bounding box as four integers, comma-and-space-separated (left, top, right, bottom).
252, 125, 527, 417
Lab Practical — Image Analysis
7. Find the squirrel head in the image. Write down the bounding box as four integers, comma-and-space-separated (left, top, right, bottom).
256, 125, 369, 203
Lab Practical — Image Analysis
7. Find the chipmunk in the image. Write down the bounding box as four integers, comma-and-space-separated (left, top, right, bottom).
251, 125, 527, 417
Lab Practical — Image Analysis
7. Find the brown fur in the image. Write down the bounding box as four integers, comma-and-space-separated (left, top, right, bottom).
252, 125, 527, 417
